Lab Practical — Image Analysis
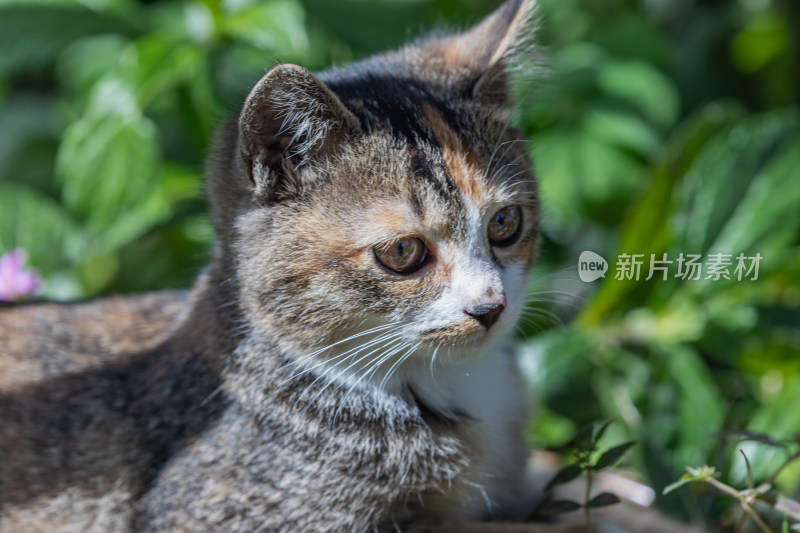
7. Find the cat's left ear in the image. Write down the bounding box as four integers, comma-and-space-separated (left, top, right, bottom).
434, 0, 537, 106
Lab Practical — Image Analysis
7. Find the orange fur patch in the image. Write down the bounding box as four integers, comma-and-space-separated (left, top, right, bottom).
423, 104, 485, 204
440, 39, 475, 70
373, 207, 413, 233
430, 261, 453, 286
419, 318, 482, 345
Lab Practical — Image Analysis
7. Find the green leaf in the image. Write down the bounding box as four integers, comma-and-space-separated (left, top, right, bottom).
57, 34, 130, 98
665, 345, 726, 469
596, 60, 680, 128
594, 441, 636, 471
545, 463, 584, 491
572, 420, 614, 451
535, 125, 641, 232
579, 102, 745, 325
662, 473, 696, 496
574, 421, 598, 450
0, 184, 83, 278
56, 76, 167, 254
592, 420, 614, 446
587, 492, 622, 508
0, 95, 59, 193
76, 251, 120, 295
740, 377, 800, 487
731, 12, 791, 73
673, 109, 799, 258
583, 108, 661, 155
128, 32, 207, 109
662, 466, 718, 496
541, 499, 583, 515
708, 120, 800, 265
0, 3, 135, 75
529, 407, 577, 449
223, 0, 310, 57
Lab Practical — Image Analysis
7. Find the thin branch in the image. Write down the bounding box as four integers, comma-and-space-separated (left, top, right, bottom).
764, 449, 800, 487
741, 501, 774, 533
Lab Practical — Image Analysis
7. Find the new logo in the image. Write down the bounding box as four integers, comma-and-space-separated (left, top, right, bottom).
578, 251, 608, 282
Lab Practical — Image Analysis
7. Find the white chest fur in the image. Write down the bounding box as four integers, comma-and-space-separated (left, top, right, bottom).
397, 337, 530, 519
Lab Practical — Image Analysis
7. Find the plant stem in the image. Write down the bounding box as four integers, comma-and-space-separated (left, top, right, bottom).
741, 501, 774, 533
707, 477, 745, 499
765, 449, 800, 487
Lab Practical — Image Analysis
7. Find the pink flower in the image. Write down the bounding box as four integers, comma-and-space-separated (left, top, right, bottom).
0, 248, 41, 301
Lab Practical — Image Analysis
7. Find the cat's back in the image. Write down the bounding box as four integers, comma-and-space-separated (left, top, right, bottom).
0, 291, 191, 533
0, 291, 187, 392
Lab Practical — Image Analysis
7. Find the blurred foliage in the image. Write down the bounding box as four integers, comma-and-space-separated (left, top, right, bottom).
0, 0, 799, 529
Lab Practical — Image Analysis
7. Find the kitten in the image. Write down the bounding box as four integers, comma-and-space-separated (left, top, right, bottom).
0, 0, 541, 530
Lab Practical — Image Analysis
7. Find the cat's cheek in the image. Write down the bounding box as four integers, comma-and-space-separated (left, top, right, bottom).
499, 264, 530, 330
499, 223, 540, 269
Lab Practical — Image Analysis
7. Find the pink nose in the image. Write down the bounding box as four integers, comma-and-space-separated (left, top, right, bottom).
465, 302, 506, 329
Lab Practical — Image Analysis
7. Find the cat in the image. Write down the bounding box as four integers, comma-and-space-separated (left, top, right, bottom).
0, 0, 543, 530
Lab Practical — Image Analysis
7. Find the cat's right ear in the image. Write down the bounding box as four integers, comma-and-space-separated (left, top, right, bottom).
238, 64, 360, 202
423, 0, 537, 107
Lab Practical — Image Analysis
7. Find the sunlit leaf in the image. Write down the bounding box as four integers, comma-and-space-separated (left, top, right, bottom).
708, 116, 800, 267
596, 60, 679, 128
579, 102, 745, 324
56, 76, 165, 254
530, 408, 577, 449
223, 0, 310, 57
731, 12, 791, 73
128, 32, 207, 110
672, 110, 799, 258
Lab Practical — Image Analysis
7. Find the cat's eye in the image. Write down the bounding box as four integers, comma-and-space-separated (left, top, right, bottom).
374, 237, 427, 275
487, 206, 522, 247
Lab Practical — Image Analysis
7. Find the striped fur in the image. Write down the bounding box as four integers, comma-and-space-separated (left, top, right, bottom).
0, 1, 541, 530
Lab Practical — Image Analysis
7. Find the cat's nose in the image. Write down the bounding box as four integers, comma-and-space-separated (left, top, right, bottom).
466, 302, 505, 329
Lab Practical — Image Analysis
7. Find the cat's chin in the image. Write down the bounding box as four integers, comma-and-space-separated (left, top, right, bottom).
416, 312, 519, 359
417, 326, 506, 363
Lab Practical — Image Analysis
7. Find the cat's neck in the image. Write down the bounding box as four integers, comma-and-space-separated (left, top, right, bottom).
181, 242, 244, 354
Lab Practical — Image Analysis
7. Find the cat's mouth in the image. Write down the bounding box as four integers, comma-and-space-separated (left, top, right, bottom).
418, 318, 488, 346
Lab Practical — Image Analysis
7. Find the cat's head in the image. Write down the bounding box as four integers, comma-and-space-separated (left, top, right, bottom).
212, 0, 539, 372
